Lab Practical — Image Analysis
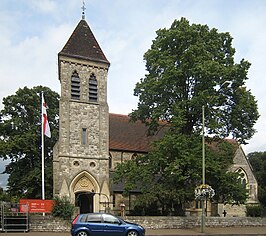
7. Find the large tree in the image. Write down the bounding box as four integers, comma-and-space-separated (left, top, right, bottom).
0, 86, 59, 200
131, 17, 259, 143
114, 18, 257, 215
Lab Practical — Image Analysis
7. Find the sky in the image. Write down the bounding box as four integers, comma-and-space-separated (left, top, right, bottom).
0, 0, 266, 186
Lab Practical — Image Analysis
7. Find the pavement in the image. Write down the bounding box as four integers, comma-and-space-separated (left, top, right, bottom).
146, 226, 266, 235
0, 227, 266, 236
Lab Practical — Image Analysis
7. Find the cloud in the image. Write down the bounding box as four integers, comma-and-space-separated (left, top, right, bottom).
1, 0, 266, 155
27, 0, 57, 14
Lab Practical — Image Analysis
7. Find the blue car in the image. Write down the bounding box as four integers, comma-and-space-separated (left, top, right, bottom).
71, 213, 145, 236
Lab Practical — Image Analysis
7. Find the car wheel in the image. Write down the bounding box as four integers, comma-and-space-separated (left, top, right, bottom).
76, 230, 88, 236
127, 230, 139, 236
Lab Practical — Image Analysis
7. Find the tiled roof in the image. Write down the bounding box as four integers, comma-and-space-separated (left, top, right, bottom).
109, 113, 165, 153
59, 20, 109, 65
206, 138, 238, 152
109, 113, 239, 153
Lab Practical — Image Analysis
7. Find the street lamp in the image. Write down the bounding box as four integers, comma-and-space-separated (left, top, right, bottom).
197, 104, 211, 233
197, 81, 231, 233
202, 104, 206, 233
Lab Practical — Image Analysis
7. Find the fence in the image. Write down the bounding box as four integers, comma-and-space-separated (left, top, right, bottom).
0, 202, 29, 232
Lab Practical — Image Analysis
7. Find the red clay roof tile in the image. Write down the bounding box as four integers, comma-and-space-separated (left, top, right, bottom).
109, 113, 164, 153
109, 113, 239, 153
59, 20, 109, 65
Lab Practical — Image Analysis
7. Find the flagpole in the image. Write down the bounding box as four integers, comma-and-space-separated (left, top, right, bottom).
41, 92, 45, 201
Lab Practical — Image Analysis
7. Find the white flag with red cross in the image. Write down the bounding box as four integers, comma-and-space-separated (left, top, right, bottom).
42, 93, 51, 138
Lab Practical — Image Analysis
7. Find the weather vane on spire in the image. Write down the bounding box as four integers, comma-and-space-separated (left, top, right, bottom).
82, 0, 86, 20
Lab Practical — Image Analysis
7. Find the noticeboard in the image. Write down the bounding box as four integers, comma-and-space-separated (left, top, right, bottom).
19, 199, 54, 213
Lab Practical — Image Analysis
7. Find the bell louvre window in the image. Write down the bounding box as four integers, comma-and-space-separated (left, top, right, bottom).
89, 73, 98, 102
71, 70, 80, 100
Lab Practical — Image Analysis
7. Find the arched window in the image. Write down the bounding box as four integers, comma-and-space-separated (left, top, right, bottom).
71, 70, 80, 100
236, 168, 248, 187
89, 73, 98, 102
81, 128, 87, 145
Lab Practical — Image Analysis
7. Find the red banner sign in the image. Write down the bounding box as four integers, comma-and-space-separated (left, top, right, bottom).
20, 199, 54, 213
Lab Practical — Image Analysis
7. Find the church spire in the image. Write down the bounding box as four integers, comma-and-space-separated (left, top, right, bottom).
59, 18, 110, 65
81, 0, 86, 20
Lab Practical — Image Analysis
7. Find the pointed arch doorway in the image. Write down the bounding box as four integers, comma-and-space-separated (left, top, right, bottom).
75, 191, 94, 213
71, 171, 100, 213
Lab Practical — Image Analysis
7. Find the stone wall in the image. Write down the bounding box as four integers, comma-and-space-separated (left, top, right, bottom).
126, 216, 266, 229
228, 146, 258, 204
29, 215, 266, 232
29, 215, 71, 232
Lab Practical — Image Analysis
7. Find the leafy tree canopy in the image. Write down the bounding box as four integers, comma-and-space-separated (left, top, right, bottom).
248, 151, 266, 208
114, 134, 247, 215
115, 18, 253, 215
0, 86, 59, 199
131, 17, 259, 144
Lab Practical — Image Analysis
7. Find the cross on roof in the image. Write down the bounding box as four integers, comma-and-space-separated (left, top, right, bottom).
82, 0, 86, 20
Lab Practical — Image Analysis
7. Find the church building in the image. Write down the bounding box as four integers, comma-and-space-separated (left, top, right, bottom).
53, 17, 258, 216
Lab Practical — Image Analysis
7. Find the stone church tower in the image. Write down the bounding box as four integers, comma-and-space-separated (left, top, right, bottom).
53, 18, 110, 213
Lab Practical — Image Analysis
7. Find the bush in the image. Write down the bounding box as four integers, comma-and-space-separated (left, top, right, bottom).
52, 196, 75, 219
246, 204, 263, 217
